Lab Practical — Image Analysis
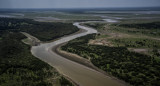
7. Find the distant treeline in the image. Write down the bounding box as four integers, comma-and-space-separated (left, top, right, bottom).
108, 22, 160, 37
117, 22, 160, 29
0, 17, 79, 41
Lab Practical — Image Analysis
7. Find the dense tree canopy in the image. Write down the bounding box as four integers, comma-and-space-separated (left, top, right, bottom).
62, 34, 160, 86
0, 17, 79, 41
0, 18, 76, 86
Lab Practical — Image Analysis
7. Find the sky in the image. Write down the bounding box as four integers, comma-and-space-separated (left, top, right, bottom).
0, 0, 160, 8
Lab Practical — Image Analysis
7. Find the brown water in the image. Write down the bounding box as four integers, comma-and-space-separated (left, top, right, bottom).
31, 22, 125, 86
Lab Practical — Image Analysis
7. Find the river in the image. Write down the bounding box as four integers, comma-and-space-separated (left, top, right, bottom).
31, 22, 125, 86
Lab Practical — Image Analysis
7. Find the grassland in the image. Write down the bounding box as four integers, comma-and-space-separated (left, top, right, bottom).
7, 11, 101, 22
84, 21, 160, 57
24, 12, 102, 20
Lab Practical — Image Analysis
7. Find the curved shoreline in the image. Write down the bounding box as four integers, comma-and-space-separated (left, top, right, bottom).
31, 22, 126, 86
55, 43, 128, 86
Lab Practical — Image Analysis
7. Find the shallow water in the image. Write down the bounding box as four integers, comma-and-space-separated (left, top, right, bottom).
31, 22, 125, 86
103, 19, 118, 22
0, 15, 15, 17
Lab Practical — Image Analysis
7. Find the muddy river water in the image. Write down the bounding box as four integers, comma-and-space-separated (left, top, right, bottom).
31, 22, 125, 86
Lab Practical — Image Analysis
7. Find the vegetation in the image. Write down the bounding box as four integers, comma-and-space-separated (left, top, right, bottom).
0, 18, 75, 86
23, 12, 102, 20
84, 23, 105, 30
118, 22, 160, 30
111, 22, 160, 37
84, 21, 160, 57
0, 17, 79, 41
62, 34, 160, 86
110, 38, 160, 48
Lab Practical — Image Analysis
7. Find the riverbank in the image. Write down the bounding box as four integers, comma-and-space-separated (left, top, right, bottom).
61, 21, 160, 86
55, 43, 128, 86
30, 22, 126, 86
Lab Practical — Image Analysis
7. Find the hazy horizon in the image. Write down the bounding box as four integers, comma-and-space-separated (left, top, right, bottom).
0, 0, 160, 9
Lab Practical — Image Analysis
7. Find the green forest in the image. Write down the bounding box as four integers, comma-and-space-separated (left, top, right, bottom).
110, 38, 160, 48
0, 18, 76, 86
112, 22, 160, 37
118, 22, 160, 30
0, 18, 79, 41
61, 34, 160, 86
